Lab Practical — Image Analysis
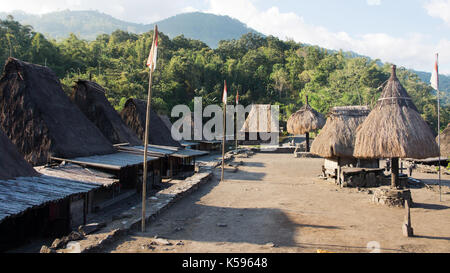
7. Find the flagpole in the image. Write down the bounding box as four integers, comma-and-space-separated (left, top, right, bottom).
235, 93, 238, 153
436, 53, 442, 202
142, 25, 157, 232
221, 80, 227, 182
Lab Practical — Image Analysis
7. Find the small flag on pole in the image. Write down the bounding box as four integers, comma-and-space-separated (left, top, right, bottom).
430, 54, 439, 90
146, 26, 158, 71
236, 90, 239, 105
223, 80, 227, 105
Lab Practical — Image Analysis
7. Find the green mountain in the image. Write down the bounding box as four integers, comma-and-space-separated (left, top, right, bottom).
0, 10, 261, 48
0, 9, 448, 94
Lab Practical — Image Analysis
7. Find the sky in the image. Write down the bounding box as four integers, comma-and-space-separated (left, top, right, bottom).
1, 0, 449, 74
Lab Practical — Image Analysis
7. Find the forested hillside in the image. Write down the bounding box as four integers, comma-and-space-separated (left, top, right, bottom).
0, 10, 261, 48
0, 16, 448, 132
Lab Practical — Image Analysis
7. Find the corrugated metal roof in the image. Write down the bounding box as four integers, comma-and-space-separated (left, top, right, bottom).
35, 164, 119, 187
0, 175, 100, 223
172, 149, 209, 158
51, 152, 159, 170
120, 146, 208, 159
180, 141, 200, 147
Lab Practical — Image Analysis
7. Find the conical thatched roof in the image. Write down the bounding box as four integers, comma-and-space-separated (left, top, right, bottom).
0, 58, 115, 165
120, 98, 181, 148
71, 80, 142, 146
438, 123, 450, 158
287, 100, 325, 135
354, 65, 439, 159
159, 114, 173, 131
240, 105, 278, 133
310, 106, 370, 158
0, 128, 38, 180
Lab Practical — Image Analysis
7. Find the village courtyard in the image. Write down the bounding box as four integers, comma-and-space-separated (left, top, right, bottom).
104, 152, 450, 253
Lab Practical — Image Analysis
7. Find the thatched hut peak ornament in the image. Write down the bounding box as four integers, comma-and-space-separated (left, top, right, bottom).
354, 65, 439, 188
287, 95, 325, 152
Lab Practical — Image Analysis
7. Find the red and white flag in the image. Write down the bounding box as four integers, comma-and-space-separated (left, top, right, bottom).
146, 25, 158, 71
430, 53, 439, 90
222, 80, 227, 105
236, 90, 239, 105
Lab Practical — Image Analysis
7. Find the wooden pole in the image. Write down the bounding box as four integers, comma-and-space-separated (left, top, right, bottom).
235, 111, 238, 153
221, 101, 227, 182
305, 132, 310, 152
141, 26, 157, 233
436, 53, 442, 202
391, 157, 399, 189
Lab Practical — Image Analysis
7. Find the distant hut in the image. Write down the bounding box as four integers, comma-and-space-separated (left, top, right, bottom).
240, 104, 279, 143
120, 98, 181, 148
437, 123, 450, 158
0, 58, 115, 166
287, 95, 325, 152
0, 128, 100, 251
159, 114, 173, 131
354, 65, 439, 188
70, 80, 142, 146
310, 106, 378, 182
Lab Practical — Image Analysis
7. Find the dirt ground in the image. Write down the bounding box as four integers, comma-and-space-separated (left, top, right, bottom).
104, 153, 450, 253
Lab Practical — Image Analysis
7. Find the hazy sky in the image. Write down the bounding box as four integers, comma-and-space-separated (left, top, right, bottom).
1, 0, 449, 74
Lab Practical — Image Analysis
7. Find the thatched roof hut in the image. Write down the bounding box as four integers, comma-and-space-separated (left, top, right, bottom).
287, 97, 325, 135
159, 114, 173, 131
287, 96, 325, 151
0, 58, 115, 165
437, 123, 450, 158
120, 98, 181, 148
71, 80, 142, 146
354, 65, 439, 160
0, 128, 38, 180
240, 105, 278, 133
310, 106, 370, 158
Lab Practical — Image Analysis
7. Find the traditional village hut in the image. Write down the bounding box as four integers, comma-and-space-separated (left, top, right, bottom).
70, 80, 142, 146
120, 99, 207, 177
310, 106, 381, 186
0, 128, 100, 251
354, 65, 439, 188
287, 95, 325, 152
159, 114, 173, 132
0, 58, 116, 166
0, 58, 157, 190
437, 123, 449, 158
121, 98, 181, 148
240, 104, 279, 144
159, 114, 198, 149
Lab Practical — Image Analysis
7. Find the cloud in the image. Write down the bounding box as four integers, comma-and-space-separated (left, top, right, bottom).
424, 0, 450, 26
205, 0, 450, 74
366, 0, 381, 6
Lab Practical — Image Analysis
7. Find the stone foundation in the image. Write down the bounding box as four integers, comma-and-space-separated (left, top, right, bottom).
372, 187, 413, 208
295, 152, 321, 158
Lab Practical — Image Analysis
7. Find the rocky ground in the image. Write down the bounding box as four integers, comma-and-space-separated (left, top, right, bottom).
102, 153, 450, 253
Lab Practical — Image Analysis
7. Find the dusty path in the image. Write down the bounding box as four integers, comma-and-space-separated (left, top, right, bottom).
105, 153, 450, 253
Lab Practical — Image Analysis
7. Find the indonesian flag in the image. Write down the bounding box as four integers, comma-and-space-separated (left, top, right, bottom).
430, 53, 439, 90
146, 25, 158, 71
222, 80, 227, 105
236, 90, 239, 105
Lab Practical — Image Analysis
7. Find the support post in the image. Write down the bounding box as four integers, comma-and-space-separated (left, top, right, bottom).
391, 157, 399, 189
305, 132, 310, 152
